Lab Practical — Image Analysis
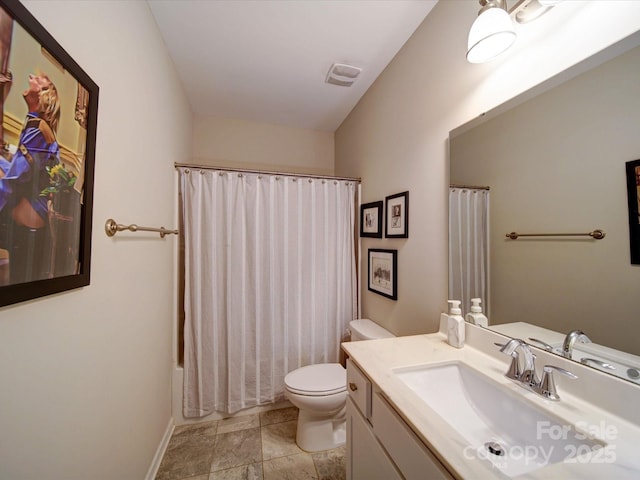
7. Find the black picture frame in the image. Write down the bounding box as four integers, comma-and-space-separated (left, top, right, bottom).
626, 159, 640, 265
367, 248, 397, 300
385, 191, 409, 238
360, 200, 383, 238
0, 0, 99, 307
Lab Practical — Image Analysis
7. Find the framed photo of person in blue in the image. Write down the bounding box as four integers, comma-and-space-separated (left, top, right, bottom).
626, 159, 640, 265
0, 0, 98, 307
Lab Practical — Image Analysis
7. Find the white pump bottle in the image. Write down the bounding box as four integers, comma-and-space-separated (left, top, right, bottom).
465, 298, 489, 327
447, 300, 465, 348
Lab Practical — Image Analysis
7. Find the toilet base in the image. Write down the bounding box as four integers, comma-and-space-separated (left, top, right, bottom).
295, 406, 346, 452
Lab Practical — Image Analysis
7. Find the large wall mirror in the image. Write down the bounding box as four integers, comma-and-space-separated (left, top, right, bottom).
449, 31, 640, 384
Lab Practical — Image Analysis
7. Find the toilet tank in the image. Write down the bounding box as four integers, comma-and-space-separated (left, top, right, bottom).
349, 319, 395, 341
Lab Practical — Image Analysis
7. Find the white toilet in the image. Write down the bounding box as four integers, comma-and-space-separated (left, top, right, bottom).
284, 319, 395, 452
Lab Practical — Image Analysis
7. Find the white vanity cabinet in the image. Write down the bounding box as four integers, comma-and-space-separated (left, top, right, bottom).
346, 397, 403, 480
346, 359, 453, 480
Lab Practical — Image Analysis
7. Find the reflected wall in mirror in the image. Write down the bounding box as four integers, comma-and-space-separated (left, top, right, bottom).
449, 32, 640, 381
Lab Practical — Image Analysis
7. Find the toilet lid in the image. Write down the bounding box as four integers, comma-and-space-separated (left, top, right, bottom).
284, 363, 346, 396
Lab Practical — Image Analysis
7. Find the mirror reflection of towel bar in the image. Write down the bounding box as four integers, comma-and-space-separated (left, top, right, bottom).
104, 218, 179, 238
506, 229, 605, 240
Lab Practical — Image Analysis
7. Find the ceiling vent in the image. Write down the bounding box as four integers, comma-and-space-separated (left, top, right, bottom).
325, 63, 362, 87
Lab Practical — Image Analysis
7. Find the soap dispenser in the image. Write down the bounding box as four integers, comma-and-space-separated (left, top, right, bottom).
447, 300, 465, 348
465, 298, 489, 327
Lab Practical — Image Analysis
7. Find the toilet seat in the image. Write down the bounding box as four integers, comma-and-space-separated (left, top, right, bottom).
284, 363, 346, 396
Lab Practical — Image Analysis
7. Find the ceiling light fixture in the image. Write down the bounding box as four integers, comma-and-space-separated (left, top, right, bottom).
467, 0, 516, 64
467, 0, 565, 64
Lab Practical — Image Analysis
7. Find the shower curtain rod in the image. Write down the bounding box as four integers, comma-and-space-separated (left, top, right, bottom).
450, 183, 490, 190
175, 162, 361, 183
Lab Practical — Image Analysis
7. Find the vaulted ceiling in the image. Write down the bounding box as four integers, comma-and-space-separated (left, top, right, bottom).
148, 0, 438, 132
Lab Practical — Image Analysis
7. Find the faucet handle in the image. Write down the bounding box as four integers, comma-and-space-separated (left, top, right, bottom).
528, 337, 555, 352
580, 357, 615, 370
537, 365, 577, 401
543, 365, 577, 379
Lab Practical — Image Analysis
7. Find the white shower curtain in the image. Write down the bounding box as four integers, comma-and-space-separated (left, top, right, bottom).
449, 187, 490, 317
180, 168, 358, 416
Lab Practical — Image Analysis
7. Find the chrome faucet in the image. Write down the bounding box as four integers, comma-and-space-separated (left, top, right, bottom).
498, 338, 577, 401
562, 330, 591, 359
500, 338, 537, 386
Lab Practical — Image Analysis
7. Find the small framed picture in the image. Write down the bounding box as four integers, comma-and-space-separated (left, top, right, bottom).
626, 159, 640, 264
385, 191, 409, 238
360, 200, 383, 238
367, 248, 397, 300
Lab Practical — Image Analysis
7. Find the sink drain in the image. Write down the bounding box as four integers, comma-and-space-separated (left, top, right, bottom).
485, 441, 506, 456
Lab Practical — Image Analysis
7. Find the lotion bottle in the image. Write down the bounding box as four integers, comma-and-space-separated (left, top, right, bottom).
465, 298, 489, 327
447, 300, 465, 348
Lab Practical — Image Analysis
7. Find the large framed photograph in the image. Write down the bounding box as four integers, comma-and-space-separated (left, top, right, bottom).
367, 248, 397, 300
385, 191, 409, 238
360, 200, 383, 238
626, 159, 640, 265
0, 0, 99, 307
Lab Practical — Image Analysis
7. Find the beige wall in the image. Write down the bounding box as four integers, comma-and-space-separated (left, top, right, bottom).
0, 2, 192, 479
1, 1, 639, 476
450, 44, 640, 355
193, 116, 335, 175
335, 0, 640, 336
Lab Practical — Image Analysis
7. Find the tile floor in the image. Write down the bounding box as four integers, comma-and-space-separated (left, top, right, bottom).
156, 406, 346, 480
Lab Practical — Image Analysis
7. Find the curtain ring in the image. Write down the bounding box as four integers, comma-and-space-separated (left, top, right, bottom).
238, 173, 243, 177
308, 179, 312, 183
184, 169, 190, 175
292, 178, 297, 182
199, 170, 205, 175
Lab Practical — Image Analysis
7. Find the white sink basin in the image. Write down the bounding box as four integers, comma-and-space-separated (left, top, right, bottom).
393, 362, 605, 477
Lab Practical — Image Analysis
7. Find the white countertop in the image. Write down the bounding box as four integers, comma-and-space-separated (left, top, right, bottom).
342, 327, 640, 479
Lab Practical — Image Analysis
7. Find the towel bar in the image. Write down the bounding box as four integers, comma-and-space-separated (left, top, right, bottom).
105, 218, 178, 238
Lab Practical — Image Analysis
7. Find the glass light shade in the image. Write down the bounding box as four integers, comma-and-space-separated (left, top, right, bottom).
467, 7, 517, 64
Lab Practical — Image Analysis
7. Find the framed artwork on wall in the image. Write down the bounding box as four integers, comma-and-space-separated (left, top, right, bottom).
360, 200, 383, 238
0, 0, 99, 307
626, 159, 640, 265
367, 248, 397, 300
385, 191, 409, 238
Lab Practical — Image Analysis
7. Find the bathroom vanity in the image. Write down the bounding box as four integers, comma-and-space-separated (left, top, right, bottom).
345, 358, 451, 479
342, 324, 640, 479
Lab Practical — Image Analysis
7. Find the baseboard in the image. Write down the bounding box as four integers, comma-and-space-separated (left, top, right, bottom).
145, 416, 175, 480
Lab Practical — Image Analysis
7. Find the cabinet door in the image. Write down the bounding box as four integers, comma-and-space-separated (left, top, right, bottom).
346, 397, 402, 480
372, 393, 453, 480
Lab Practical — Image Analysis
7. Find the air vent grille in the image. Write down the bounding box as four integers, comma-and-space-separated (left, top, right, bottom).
325, 63, 362, 87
